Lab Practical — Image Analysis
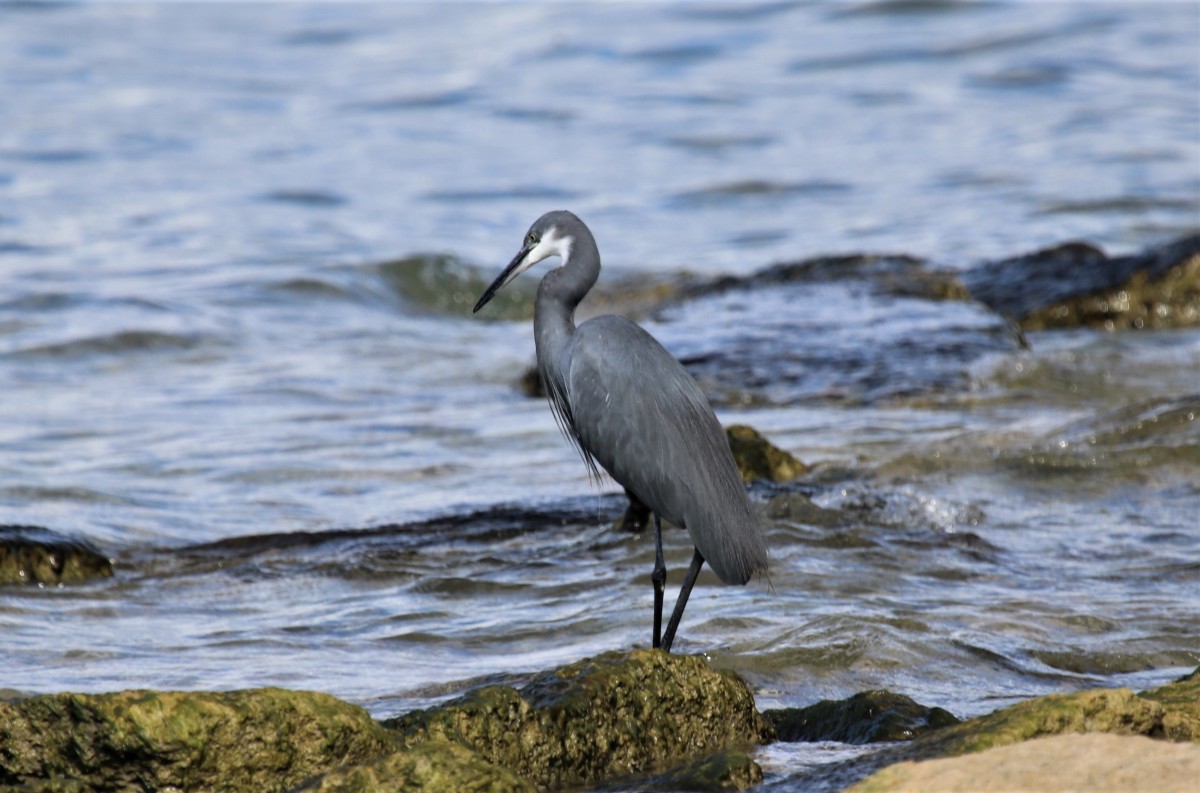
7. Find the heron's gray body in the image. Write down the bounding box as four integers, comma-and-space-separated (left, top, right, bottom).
543, 311, 765, 585
475, 210, 768, 647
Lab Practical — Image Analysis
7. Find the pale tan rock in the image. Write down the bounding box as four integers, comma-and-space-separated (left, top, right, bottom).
848, 733, 1200, 793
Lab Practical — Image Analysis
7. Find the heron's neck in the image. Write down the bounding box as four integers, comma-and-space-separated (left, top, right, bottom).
534, 234, 599, 373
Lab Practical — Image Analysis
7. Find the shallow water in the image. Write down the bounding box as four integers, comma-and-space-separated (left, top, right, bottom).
1, 2, 1198, 788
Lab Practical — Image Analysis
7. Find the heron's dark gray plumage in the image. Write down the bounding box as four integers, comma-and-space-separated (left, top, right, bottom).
474, 210, 768, 651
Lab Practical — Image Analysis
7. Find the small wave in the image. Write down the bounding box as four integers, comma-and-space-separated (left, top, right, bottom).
671, 179, 852, 207
347, 88, 477, 113
10, 330, 209, 360
663, 133, 773, 152
423, 186, 580, 204
1038, 196, 1199, 215
259, 189, 347, 208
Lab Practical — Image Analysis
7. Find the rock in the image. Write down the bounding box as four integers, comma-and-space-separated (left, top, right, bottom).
683, 253, 971, 303
291, 740, 533, 793
0, 688, 395, 792
644, 748, 764, 792
0, 525, 113, 586
725, 425, 808, 483
764, 690, 959, 744
962, 233, 1200, 330
0, 780, 90, 793
911, 687, 1166, 759
764, 492, 845, 527
1140, 666, 1200, 742
846, 732, 1200, 793
387, 650, 772, 791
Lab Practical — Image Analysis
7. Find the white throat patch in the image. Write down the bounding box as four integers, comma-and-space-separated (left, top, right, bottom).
527, 228, 573, 268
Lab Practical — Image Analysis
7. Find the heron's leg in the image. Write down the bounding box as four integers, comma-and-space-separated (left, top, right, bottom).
651, 513, 666, 648
661, 548, 705, 653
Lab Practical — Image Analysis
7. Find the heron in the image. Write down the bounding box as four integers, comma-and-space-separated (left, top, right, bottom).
473, 210, 768, 652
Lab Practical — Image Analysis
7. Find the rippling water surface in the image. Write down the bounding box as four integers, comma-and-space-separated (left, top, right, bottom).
1, 1, 1198, 787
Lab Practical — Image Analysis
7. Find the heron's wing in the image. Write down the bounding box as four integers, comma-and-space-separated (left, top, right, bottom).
543, 357, 604, 483
564, 316, 765, 584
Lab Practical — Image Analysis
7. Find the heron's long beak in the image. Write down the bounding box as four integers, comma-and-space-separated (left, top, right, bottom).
473, 243, 534, 313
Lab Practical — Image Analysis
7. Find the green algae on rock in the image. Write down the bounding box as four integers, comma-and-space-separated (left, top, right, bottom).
1139, 666, 1200, 743
725, 425, 808, 483
0, 688, 395, 792
0, 526, 113, 586
387, 650, 772, 791
293, 740, 534, 793
764, 690, 959, 744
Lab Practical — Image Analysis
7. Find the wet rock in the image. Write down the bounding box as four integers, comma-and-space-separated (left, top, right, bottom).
764, 492, 846, 528
387, 650, 772, 791
846, 733, 1200, 793
683, 253, 971, 303
642, 748, 763, 792
0, 688, 395, 792
912, 687, 1166, 759
519, 364, 546, 398
765, 690, 959, 744
725, 425, 808, 483
962, 233, 1200, 330
292, 740, 533, 793
0, 525, 113, 586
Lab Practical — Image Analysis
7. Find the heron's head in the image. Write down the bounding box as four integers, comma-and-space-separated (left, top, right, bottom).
473, 210, 579, 313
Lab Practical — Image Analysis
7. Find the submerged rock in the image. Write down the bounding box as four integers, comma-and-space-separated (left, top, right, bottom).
387, 650, 772, 791
764, 690, 959, 744
0, 525, 113, 586
725, 425, 808, 483
963, 233, 1200, 330
846, 732, 1200, 793
0, 688, 395, 792
292, 740, 533, 793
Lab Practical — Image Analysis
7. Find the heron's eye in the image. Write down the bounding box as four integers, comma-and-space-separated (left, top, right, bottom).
527, 232, 539, 246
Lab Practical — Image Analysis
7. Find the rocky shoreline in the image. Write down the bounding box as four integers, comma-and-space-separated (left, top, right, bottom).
1, 654, 1196, 792
4, 233, 1198, 790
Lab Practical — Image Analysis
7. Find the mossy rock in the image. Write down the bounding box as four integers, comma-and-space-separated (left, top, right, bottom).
0, 526, 113, 586
292, 740, 533, 793
764, 690, 959, 744
904, 672, 1200, 764
0, 688, 395, 792
1140, 667, 1200, 742
0, 780, 91, 793
725, 425, 808, 483
388, 650, 771, 791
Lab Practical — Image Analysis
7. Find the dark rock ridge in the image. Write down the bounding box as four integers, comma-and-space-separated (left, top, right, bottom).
764, 690, 960, 744
962, 233, 1200, 330
0, 525, 112, 586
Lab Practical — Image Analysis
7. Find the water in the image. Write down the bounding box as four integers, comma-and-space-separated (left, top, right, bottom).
1, 1, 1198, 787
